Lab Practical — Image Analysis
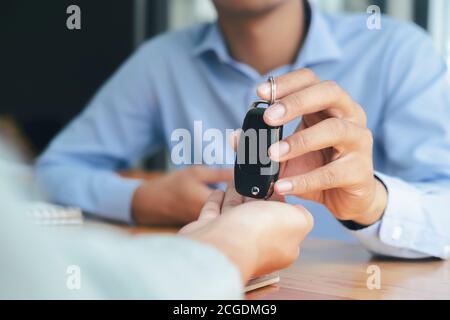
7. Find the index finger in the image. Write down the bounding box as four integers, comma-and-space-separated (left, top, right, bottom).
256, 69, 320, 101
198, 189, 225, 221
264, 81, 365, 127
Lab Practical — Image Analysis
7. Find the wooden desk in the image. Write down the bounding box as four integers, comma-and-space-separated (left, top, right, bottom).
125, 225, 450, 300
248, 239, 450, 300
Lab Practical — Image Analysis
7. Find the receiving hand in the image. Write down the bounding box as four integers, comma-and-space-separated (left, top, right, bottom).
180, 187, 313, 283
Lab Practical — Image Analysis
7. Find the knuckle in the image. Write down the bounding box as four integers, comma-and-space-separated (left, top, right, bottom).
203, 204, 216, 213
322, 168, 338, 186
289, 131, 310, 152
324, 80, 341, 96
328, 118, 348, 138
302, 68, 319, 83
364, 128, 374, 147
358, 106, 368, 126
351, 156, 372, 182
293, 176, 310, 193
355, 128, 373, 150
287, 91, 304, 110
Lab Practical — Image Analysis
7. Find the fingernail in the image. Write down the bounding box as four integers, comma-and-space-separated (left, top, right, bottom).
265, 104, 286, 122
269, 141, 290, 159
257, 82, 271, 97
276, 180, 293, 194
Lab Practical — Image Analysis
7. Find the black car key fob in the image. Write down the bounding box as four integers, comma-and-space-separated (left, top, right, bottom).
234, 100, 283, 199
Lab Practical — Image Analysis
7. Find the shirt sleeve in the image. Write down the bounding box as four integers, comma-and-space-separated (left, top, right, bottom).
3, 148, 242, 299
348, 173, 450, 259
35, 42, 164, 223
346, 24, 450, 259
0, 196, 243, 299
57, 232, 244, 300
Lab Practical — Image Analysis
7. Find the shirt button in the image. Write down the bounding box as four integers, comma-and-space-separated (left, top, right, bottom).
391, 226, 403, 241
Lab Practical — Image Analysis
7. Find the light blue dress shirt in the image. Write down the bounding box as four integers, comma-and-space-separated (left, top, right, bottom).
36, 5, 450, 259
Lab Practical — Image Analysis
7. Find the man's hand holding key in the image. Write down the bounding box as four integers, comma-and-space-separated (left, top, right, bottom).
258, 69, 388, 227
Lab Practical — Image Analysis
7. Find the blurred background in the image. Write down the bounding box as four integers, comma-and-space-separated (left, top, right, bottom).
1, 0, 449, 167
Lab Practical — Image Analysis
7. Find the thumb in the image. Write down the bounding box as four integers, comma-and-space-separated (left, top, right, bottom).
197, 189, 225, 221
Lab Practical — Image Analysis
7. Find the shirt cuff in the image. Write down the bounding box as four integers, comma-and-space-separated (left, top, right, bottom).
347, 172, 450, 259
89, 173, 143, 224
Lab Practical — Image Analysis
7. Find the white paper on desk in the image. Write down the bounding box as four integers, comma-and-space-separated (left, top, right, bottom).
25, 202, 84, 226
245, 273, 280, 292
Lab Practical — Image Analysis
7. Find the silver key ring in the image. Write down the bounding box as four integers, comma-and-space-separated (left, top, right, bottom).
249, 76, 277, 110
269, 76, 277, 105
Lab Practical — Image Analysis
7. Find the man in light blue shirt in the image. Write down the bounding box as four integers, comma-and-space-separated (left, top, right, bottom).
37, 0, 450, 259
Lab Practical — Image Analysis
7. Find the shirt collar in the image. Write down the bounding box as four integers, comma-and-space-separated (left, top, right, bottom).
191, 22, 229, 62
293, 2, 343, 68
192, 1, 343, 69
